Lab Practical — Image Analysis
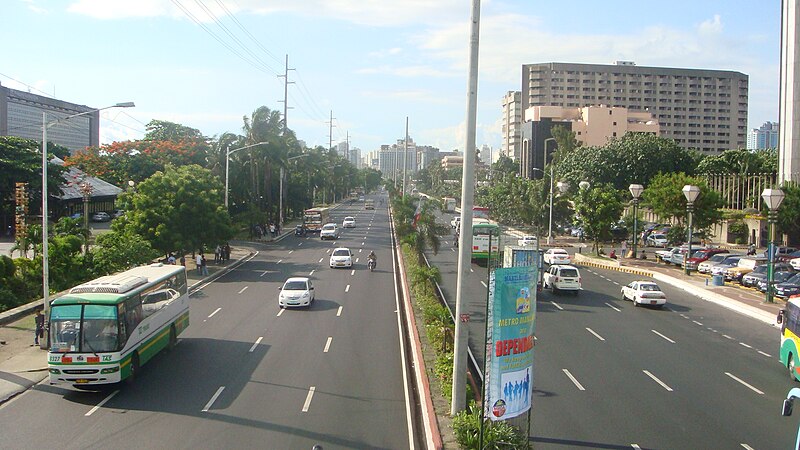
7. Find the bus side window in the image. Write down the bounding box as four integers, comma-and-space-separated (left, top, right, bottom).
117, 304, 128, 344
124, 294, 143, 332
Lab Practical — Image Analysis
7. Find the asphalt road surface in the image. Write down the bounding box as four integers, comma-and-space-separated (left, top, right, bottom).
0, 194, 413, 450
429, 211, 798, 449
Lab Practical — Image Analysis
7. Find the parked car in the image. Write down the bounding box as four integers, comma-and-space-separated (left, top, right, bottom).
543, 264, 581, 295
775, 273, 800, 299
342, 216, 356, 228
742, 263, 795, 288
517, 235, 538, 247
757, 270, 798, 293
655, 247, 680, 263
543, 248, 571, 265
320, 223, 340, 240
698, 253, 735, 274
90, 211, 111, 222
329, 247, 353, 268
772, 247, 799, 262
778, 249, 800, 263
684, 248, 729, 271
450, 216, 461, 229
791, 258, 800, 271
570, 227, 584, 237
724, 256, 768, 282
112, 209, 125, 218
278, 277, 315, 308
621, 281, 667, 307
710, 255, 744, 277
646, 233, 669, 247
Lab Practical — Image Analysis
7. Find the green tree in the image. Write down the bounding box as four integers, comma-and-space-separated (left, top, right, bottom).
551, 124, 580, 161
89, 230, 160, 276
775, 183, 800, 241
696, 148, 778, 175
118, 164, 234, 255
642, 173, 723, 237
144, 120, 207, 142
574, 184, 624, 253
0, 136, 66, 221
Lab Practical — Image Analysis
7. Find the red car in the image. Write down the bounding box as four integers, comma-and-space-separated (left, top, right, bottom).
684, 248, 729, 271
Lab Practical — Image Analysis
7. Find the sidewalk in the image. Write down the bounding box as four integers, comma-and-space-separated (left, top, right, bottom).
0, 242, 260, 405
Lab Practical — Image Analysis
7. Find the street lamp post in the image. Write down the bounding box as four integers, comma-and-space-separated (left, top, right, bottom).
543, 138, 557, 245
225, 142, 267, 208
682, 185, 700, 276
629, 184, 644, 259
762, 188, 785, 303
280, 154, 310, 227
41, 101, 134, 349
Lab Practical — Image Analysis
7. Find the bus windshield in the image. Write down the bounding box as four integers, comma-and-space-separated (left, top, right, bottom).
304, 212, 322, 224
50, 304, 119, 353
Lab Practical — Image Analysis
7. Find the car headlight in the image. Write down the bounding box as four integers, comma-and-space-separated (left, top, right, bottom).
302, 292, 310, 298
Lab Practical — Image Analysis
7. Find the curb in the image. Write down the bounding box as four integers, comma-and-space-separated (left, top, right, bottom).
573, 254, 654, 277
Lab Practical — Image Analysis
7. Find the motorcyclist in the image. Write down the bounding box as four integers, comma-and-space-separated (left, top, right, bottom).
368, 251, 377, 268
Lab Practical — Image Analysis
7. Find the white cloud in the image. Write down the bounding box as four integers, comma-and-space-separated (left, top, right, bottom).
368, 47, 403, 58
698, 14, 724, 35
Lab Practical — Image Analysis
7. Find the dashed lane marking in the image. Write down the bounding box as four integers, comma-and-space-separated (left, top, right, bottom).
237, 286, 248, 294
302, 386, 316, 412
337, 306, 343, 316
725, 372, 764, 395
562, 369, 586, 391
605, 302, 621, 312
324, 337, 333, 353
85, 390, 119, 416
208, 308, 221, 318
345, 284, 350, 293
550, 301, 564, 311
586, 328, 605, 341
652, 330, 676, 344
202, 386, 225, 412
643, 370, 673, 391
248, 337, 263, 353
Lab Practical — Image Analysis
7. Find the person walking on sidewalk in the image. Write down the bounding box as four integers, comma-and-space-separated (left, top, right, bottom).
34, 308, 45, 346
196, 254, 203, 275
201, 254, 209, 276
224, 243, 231, 262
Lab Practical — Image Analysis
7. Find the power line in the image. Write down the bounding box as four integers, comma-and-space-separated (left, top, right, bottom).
214, 0, 284, 66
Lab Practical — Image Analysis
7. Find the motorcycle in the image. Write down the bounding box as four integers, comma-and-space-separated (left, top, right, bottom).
294, 225, 306, 237
368, 258, 376, 272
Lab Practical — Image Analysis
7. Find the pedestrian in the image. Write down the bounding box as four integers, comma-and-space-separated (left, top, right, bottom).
269, 223, 276, 238
621, 240, 628, 258
180, 255, 186, 266
201, 254, 209, 276
34, 308, 44, 346
224, 243, 231, 262
167, 253, 176, 265
214, 245, 221, 263
196, 253, 203, 275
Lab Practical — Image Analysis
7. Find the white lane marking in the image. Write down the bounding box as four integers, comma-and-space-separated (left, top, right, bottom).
708, 328, 718, 333
725, 372, 764, 395
550, 301, 563, 311
326, 249, 331, 254
237, 286, 248, 294
323, 337, 333, 353
359, 249, 362, 253
470, 268, 474, 273
288, 250, 294, 254
722, 334, 734, 340
337, 306, 343, 316
85, 390, 119, 416
643, 370, 673, 391
680, 314, 689, 319
758, 350, 772, 357
345, 284, 350, 293
277, 259, 283, 264
298, 242, 302, 247
355, 258, 360, 263
739, 342, 753, 349
309, 270, 315, 276
605, 302, 621, 312
302, 386, 316, 412
208, 308, 221, 318
249, 337, 263, 353
692, 320, 703, 326
741, 444, 755, 450
277, 308, 285, 317
586, 328, 605, 341
480, 281, 487, 288
361, 242, 365, 246
651, 330, 676, 344
318, 257, 324, 263
631, 445, 642, 450
451, 248, 455, 252
562, 369, 586, 391
202, 386, 226, 412
612, 281, 620, 286
260, 270, 269, 277
350, 269, 355, 276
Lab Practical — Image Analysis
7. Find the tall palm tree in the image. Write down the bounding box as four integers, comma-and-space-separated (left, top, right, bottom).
242, 106, 284, 214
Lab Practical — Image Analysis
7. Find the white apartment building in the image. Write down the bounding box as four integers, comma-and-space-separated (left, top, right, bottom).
501, 91, 522, 160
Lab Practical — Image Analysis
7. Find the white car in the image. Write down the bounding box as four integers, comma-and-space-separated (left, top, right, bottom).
450, 216, 461, 229
621, 281, 666, 307
646, 233, 668, 247
543, 248, 571, 265
320, 223, 340, 240
790, 258, 800, 271
517, 235, 538, 247
543, 265, 581, 295
278, 277, 315, 308
697, 253, 731, 274
342, 216, 356, 228
329, 247, 353, 268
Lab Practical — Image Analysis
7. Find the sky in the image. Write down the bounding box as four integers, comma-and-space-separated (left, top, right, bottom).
1, 0, 782, 155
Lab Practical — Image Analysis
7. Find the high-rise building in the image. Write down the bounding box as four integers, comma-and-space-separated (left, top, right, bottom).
747, 121, 779, 150
0, 81, 100, 152
780, 0, 800, 183
520, 61, 748, 153
501, 91, 522, 160
348, 147, 361, 168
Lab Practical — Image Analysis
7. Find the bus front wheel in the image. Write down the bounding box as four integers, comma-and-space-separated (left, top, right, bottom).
127, 353, 140, 385
790, 354, 797, 382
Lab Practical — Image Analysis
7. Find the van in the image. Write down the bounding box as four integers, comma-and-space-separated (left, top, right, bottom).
543, 264, 581, 295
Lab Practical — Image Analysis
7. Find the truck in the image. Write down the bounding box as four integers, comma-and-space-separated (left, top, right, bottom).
503, 245, 542, 290
442, 197, 456, 212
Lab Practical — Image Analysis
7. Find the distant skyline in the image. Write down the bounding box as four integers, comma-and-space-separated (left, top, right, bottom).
2, 0, 781, 154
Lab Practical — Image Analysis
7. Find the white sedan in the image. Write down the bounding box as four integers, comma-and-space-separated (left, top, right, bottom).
543, 248, 571, 265
791, 257, 800, 271
621, 281, 666, 307
342, 216, 356, 228
278, 277, 315, 308
329, 247, 353, 268
517, 235, 538, 247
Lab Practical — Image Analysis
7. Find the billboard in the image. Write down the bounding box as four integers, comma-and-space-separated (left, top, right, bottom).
485, 266, 536, 421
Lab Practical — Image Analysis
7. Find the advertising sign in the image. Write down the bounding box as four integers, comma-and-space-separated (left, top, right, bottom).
485, 266, 536, 421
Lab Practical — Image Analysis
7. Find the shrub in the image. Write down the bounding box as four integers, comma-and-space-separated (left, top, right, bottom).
452, 401, 528, 449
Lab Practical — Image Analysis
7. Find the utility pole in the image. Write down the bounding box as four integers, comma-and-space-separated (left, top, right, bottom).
403, 117, 408, 195
327, 110, 336, 152
277, 54, 295, 135
452, 0, 481, 415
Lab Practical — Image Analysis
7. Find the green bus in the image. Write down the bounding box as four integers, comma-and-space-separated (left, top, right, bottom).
472, 221, 501, 261
48, 263, 189, 387
779, 296, 800, 381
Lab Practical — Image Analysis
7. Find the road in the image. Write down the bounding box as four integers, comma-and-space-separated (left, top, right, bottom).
427, 211, 798, 449
0, 194, 413, 450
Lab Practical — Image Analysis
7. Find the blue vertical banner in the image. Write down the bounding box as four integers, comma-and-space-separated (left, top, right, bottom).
485, 266, 536, 421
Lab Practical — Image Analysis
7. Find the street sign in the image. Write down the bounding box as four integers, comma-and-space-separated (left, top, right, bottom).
460, 314, 470, 323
